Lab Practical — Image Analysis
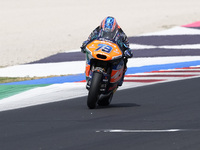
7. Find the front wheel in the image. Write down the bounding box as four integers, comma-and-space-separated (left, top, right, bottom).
87, 72, 102, 109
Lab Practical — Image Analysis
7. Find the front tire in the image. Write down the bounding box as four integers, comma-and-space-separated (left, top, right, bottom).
87, 72, 102, 109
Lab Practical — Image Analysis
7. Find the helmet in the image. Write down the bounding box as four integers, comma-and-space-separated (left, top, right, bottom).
100, 16, 118, 40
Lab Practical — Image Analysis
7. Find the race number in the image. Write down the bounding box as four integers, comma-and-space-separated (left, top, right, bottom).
95, 44, 113, 53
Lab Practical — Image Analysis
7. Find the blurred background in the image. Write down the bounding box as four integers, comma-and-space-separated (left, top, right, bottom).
1, 0, 200, 67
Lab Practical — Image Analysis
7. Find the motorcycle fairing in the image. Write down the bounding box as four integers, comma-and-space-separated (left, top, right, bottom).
86, 40, 123, 61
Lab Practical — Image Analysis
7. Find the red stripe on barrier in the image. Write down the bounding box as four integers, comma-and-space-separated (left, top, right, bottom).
76, 80, 86, 83
124, 79, 165, 83
182, 21, 200, 27
149, 70, 200, 73
77, 79, 165, 83
125, 74, 198, 77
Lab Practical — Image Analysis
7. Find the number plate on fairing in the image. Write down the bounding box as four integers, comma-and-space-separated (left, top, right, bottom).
86, 40, 123, 61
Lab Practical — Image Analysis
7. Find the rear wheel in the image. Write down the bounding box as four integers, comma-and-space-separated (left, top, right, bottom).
97, 92, 113, 106
87, 72, 102, 109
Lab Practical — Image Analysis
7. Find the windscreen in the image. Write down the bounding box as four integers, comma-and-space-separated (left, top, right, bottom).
100, 30, 116, 41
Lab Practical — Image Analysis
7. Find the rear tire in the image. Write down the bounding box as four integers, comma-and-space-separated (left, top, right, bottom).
87, 72, 102, 109
97, 92, 113, 106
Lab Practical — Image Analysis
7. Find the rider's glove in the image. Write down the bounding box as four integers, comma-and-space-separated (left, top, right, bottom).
124, 48, 133, 58
80, 41, 88, 53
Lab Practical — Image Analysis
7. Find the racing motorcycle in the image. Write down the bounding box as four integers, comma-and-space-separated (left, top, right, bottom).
84, 38, 126, 109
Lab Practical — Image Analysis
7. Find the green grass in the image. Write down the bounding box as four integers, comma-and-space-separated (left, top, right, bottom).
0, 75, 66, 99
0, 84, 50, 100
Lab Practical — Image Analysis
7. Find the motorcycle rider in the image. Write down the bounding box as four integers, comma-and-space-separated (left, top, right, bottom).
81, 16, 133, 86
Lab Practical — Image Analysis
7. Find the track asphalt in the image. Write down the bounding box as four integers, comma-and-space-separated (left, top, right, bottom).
0, 77, 200, 150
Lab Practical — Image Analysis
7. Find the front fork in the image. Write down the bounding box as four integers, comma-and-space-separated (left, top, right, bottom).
86, 67, 110, 93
